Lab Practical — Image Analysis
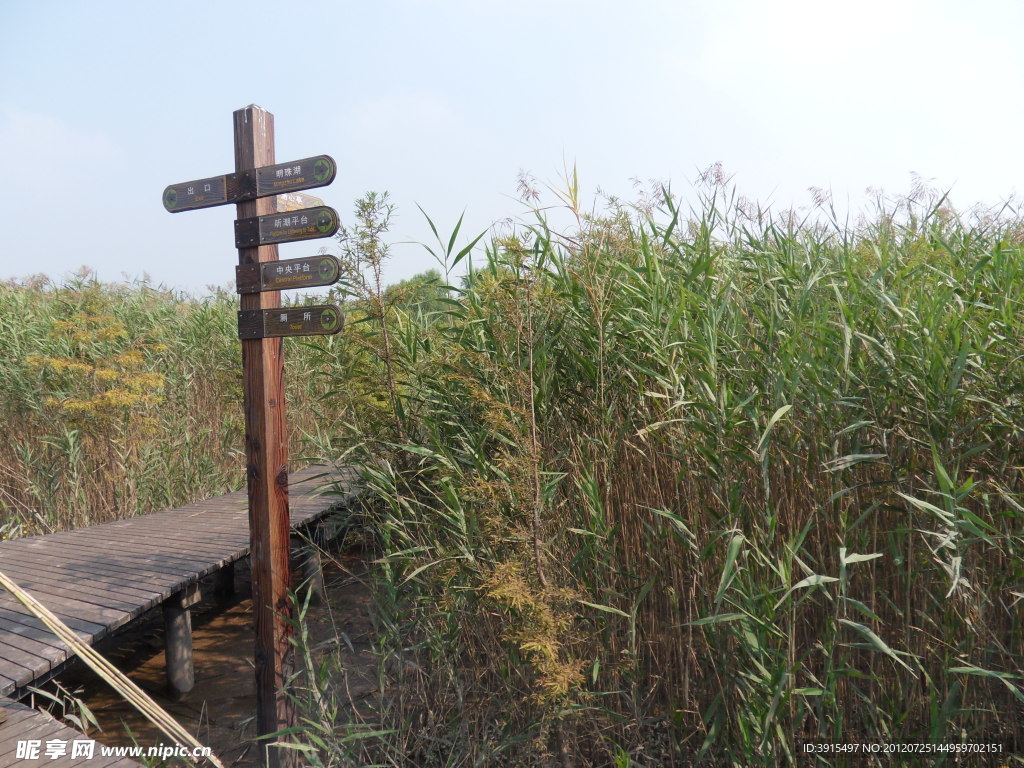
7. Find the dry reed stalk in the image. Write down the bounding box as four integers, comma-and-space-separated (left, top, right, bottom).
0, 569, 224, 768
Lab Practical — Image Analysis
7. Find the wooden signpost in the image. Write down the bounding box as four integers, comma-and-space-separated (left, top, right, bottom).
163, 105, 341, 768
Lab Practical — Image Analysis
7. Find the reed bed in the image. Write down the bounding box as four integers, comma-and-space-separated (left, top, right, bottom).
324, 179, 1024, 766
0, 272, 369, 534
5, 176, 1023, 766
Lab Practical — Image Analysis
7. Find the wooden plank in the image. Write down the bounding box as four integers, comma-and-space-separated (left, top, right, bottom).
0, 656, 33, 692
0, 616, 73, 656
52, 507, 234, 533
290, 499, 343, 519
130, 500, 245, 518
290, 474, 349, 494
37, 543, 234, 581
34, 532, 243, 566
138, 501, 248, 519
140, 518, 244, 533
0, 574, 137, 617
0, 472, 345, 602
0, 585, 126, 632
0, 560, 162, 605
0, 663, 58, 696
0, 619, 76, 697
30, 537, 239, 570
0, 641, 54, 688
0, 699, 143, 767
82, 523, 249, 546
56, 530, 247, 560
0, 717, 70, 764
97, 496, 246, 516
0, 606, 102, 642
57, 513, 253, 541
0, 675, 17, 701
124, 514, 251, 532
0, 720, 67, 758
290, 467, 351, 486
0, 578, 153, 635
2, 542, 208, 581
50, 512, 250, 539
159, 495, 248, 514
0, 613, 87, 698
290, 496, 344, 513
9, 533, 230, 563
0, 549, 191, 591
235, 103, 296, 768
0, 638, 58, 679
0, 626, 64, 665
0, 698, 39, 726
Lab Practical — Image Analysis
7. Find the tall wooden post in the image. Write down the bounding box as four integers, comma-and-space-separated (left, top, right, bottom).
164, 105, 339, 766
233, 104, 296, 768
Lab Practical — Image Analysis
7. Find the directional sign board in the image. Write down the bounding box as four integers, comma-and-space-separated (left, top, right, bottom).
256, 156, 335, 197
236, 255, 341, 294
238, 305, 343, 339
162, 155, 336, 213
163, 176, 229, 210
234, 206, 339, 248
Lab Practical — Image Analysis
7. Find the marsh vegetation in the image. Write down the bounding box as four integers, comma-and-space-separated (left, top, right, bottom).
4, 172, 1023, 766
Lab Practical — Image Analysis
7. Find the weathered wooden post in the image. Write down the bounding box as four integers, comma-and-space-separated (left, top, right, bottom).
163, 583, 201, 696
162, 105, 342, 767
233, 105, 295, 768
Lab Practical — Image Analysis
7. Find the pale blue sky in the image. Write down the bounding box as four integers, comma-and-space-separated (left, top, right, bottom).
2, 0, 1023, 294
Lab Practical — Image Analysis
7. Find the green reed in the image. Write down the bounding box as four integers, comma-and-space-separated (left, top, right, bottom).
324, 180, 1024, 766
0, 272, 375, 534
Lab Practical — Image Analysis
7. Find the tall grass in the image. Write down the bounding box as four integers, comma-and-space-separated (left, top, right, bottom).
6, 177, 1023, 766
323, 179, 1024, 766
0, 272, 376, 534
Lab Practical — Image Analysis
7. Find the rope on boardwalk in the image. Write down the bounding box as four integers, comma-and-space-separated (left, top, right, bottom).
0, 569, 225, 768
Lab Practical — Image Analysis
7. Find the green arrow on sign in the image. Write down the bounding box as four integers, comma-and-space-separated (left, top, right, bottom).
320, 309, 339, 331
315, 209, 336, 233
313, 157, 332, 182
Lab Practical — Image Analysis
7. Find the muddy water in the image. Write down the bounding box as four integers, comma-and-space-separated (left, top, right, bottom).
39, 551, 376, 767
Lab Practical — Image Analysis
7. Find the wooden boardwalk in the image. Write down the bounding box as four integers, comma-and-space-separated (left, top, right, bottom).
0, 464, 357, 765
0, 698, 141, 766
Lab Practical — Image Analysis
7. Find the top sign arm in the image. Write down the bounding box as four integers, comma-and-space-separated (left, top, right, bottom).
162, 155, 337, 212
